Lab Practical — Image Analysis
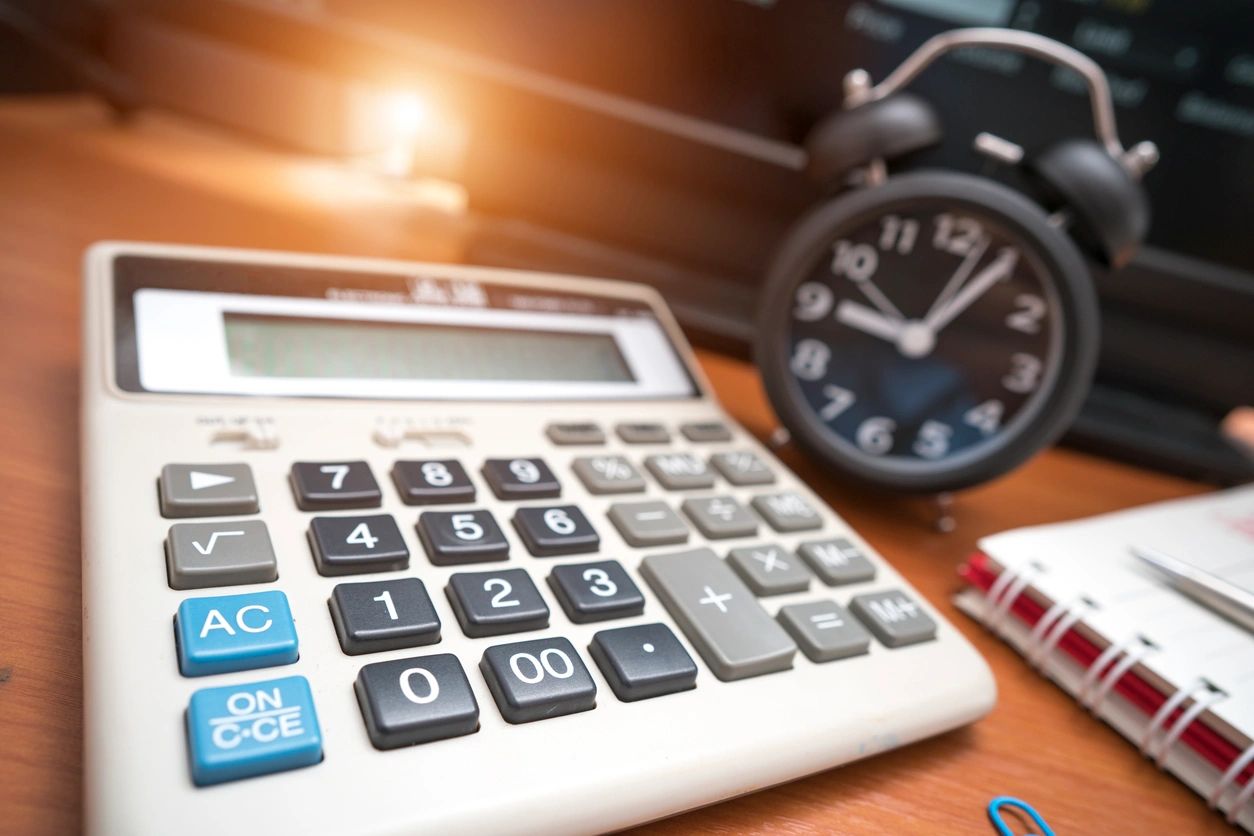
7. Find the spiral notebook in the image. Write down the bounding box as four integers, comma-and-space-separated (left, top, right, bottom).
954, 485, 1254, 831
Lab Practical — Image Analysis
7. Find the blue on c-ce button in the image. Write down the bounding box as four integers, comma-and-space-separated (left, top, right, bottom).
187, 675, 322, 786
176, 590, 299, 677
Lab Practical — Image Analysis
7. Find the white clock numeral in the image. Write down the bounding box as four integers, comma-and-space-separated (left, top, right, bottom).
964, 400, 1004, 436
830, 240, 879, 282
1006, 293, 1047, 333
932, 213, 985, 256
793, 281, 834, 321
790, 339, 831, 381
878, 214, 919, 254
819, 384, 856, 421
913, 420, 953, 460
856, 416, 896, 456
1003, 353, 1043, 393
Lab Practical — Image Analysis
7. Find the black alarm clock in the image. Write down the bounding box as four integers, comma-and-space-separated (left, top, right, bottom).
757, 28, 1158, 494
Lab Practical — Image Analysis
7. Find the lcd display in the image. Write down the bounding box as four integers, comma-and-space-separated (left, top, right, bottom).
222, 312, 635, 383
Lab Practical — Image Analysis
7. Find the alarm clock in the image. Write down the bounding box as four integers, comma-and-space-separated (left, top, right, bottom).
756, 28, 1158, 494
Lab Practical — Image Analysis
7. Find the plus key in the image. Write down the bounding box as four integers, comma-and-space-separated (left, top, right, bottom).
640, 548, 795, 681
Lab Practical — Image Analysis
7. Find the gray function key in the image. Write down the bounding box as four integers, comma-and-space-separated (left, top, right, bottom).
777, 601, 871, 663
645, 453, 715, 491
545, 422, 605, 446
166, 520, 277, 590
159, 463, 259, 518
615, 422, 671, 445
751, 491, 823, 533
798, 537, 877, 586
680, 496, 758, 540
727, 545, 811, 596
608, 501, 689, 547
710, 451, 776, 486
572, 455, 646, 495
640, 548, 796, 681
679, 421, 733, 443
849, 590, 938, 648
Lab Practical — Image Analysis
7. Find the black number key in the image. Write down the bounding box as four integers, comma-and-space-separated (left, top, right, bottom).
329, 578, 441, 655
290, 460, 382, 510
308, 514, 409, 576
512, 505, 599, 556
547, 560, 644, 623
481, 458, 561, 500
417, 510, 509, 565
445, 568, 549, 638
480, 636, 597, 724
355, 653, 479, 749
391, 459, 476, 505
589, 623, 698, 702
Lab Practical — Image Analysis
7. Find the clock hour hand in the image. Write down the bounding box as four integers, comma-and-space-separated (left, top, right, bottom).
924, 247, 1019, 334
835, 300, 905, 343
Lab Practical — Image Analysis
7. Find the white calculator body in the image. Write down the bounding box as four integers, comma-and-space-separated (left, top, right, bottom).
81, 242, 995, 835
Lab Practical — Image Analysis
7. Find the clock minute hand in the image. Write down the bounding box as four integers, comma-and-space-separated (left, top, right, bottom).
836, 299, 906, 344
924, 248, 1019, 334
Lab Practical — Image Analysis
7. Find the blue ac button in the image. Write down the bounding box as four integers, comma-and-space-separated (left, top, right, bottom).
187, 675, 322, 786
176, 590, 299, 677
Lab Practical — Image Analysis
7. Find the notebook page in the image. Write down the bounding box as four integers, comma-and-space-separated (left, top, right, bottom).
978, 485, 1254, 735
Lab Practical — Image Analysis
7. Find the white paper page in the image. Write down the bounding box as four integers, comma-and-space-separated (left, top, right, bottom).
978, 485, 1254, 733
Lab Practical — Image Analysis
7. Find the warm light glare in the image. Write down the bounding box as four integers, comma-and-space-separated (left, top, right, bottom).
378, 91, 432, 141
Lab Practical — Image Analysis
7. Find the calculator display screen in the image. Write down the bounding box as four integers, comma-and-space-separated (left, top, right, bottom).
222, 312, 635, 384
112, 255, 698, 400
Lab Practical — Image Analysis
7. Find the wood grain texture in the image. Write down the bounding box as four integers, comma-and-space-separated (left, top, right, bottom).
0, 97, 1230, 835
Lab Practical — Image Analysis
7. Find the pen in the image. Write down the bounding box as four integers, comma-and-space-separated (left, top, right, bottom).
1132, 545, 1254, 634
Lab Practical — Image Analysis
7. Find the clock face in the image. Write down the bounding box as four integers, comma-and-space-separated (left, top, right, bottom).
781, 200, 1065, 476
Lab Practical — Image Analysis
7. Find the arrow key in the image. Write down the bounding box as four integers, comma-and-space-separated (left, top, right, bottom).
160, 463, 259, 518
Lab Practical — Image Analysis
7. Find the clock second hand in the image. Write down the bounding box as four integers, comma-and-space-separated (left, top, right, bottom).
925, 247, 1020, 334
924, 235, 990, 323
848, 273, 906, 322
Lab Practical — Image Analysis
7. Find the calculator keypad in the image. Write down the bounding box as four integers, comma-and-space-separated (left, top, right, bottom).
329, 579, 441, 655
480, 637, 597, 724
641, 548, 796, 681
157, 417, 933, 792
417, 510, 510, 565
589, 623, 697, 702
308, 514, 409, 576
391, 460, 476, 505
547, 560, 645, 623
290, 461, 382, 510
446, 568, 550, 637
166, 520, 278, 590
482, 458, 562, 500
355, 654, 480, 749
512, 505, 600, 556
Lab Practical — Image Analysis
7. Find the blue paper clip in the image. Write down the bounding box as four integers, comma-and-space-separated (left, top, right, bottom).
988, 796, 1055, 836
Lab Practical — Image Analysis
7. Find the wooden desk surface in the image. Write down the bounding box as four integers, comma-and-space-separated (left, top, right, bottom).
0, 98, 1230, 834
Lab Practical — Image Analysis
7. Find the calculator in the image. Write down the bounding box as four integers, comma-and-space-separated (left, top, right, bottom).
81, 242, 995, 835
